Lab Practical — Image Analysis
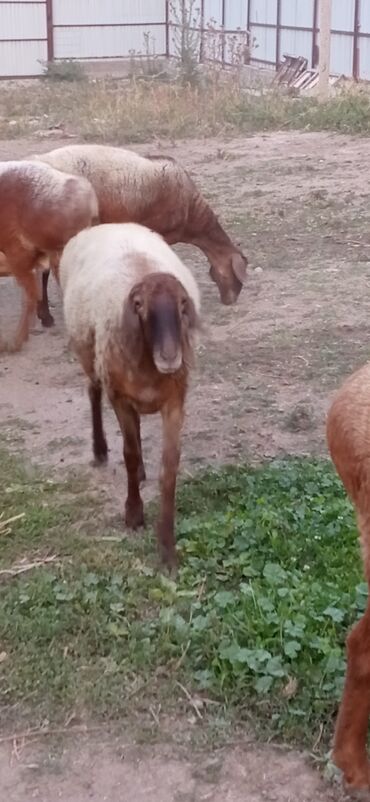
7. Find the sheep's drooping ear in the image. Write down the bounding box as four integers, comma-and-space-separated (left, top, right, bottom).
231, 252, 247, 284
123, 285, 143, 336
129, 286, 143, 315
182, 296, 200, 331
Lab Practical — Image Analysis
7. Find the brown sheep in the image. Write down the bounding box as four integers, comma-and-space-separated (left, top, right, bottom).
59, 222, 201, 568
0, 160, 98, 351
35, 143, 247, 325
327, 360, 370, 791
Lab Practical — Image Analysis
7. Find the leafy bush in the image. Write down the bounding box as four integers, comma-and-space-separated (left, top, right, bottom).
41, 59, 87, 82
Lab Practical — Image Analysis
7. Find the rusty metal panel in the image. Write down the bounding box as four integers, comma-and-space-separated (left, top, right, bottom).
52, 0, 166, 26
54, 24, 166, 60
0, 39, 47, 75
280, 0, 314, 28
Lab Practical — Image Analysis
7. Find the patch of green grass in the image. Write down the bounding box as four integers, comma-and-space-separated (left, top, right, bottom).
0, 449, 363, 753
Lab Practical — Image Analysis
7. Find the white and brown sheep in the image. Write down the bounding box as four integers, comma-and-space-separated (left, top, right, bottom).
0, 160, 98, 350
326, 361, 370, 791
59, 222, 201, 568
35, 143, 246, 325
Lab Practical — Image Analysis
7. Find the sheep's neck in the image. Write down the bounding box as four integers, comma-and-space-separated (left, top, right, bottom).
108, 349, 188, 416
184, 196, 234, 261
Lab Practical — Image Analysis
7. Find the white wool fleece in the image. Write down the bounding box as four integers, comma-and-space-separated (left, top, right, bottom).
35, 144, 186, 215
60, 222, 201, 352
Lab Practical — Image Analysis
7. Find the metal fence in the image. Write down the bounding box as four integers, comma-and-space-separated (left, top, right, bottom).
0, 0, 50, 78
246, 0, 370, 82
1, 0, 370, 81
0, 0, 168, 77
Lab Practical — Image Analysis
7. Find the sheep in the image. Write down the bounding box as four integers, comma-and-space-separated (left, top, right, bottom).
59, 222, 201, 568
326, 361, 370, 791
35, 143, 247, 320
0, 160, 98, 350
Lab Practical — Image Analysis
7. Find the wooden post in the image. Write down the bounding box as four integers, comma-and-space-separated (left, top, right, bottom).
353, 0, 360, 81
318, 0, 332, 100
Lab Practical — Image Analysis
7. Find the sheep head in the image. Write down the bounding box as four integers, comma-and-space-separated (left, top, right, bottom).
124, 273, 198, 374
209, 247, 247, 306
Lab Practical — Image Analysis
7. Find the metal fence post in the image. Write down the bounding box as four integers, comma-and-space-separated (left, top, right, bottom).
221, 0, 226, 68
312, 0, 319, 68
199, 0, 205, 63
276, 0, 281, 69
165, 0, 170, 58
46, 0, 54, 62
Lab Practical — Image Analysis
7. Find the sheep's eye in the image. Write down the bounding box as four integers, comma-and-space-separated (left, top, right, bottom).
133, 298, 141, 312
181, 298, 188, 315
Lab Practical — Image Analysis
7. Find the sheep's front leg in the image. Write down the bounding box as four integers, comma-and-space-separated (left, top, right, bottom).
333, 599, 370, 790
37, 270, 55, 328
111, 398, 145, 529
135, 413, 146, 483
158, 401, 184, 568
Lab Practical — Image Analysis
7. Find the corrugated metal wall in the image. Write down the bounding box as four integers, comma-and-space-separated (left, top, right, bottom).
250, 0, 277, 66
53, 0, 167, 61
280, 0, 315, 66
1, 1, 370, 81
331, 0, 355, 77
0, 0, 47, 77
359, 2, 370, 80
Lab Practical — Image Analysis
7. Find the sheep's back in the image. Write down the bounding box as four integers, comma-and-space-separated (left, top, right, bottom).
0, 160, 97, 252
35, 145, 192, 231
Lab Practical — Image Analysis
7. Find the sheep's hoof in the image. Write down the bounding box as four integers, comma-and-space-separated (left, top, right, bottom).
159, 545, 178, 575
37, 302, 55, 328
92, 440, 108, 466
125, 504, 145, 530
41, 313, 55, 328
92, 454, 108, 468
334, 749, 370, 794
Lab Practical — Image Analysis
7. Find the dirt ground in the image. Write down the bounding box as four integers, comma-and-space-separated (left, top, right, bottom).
0, 736, 349, 802
1, 130, 370, 800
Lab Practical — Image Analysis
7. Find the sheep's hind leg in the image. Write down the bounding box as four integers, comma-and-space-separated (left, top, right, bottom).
333, 510, 370, 791
37, 269, 55, 328
88, 380, 108, 464
111, 398, 144, 530
12, 269, 39, 352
